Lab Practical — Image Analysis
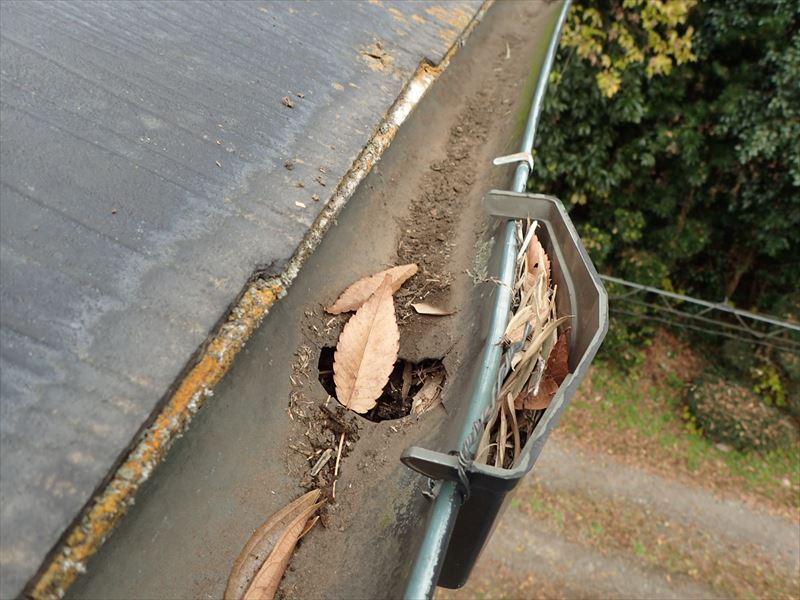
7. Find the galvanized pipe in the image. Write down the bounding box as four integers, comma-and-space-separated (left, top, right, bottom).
402, 1, 572, 598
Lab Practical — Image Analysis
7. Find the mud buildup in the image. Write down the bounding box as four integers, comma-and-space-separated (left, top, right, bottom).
317, 347, 446, 422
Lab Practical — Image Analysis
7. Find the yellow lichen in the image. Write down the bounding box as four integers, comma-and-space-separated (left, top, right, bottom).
29, 284, 281, 599
388, 7, 406, 23
425, 6, 471, 30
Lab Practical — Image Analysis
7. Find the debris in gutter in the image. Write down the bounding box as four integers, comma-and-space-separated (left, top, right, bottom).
310, 448, 333, 477
332, 277, 399, 414
476, 221, 571, 469
326, 264, 417, 315
411, 371, 444, 416
225, 489, 324, 600
411, 302, 454, 316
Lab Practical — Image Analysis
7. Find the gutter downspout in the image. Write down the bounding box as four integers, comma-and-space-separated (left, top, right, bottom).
402, 2, 572, 597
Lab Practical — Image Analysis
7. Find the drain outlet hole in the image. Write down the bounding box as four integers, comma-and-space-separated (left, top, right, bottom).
317, 347, 446, 423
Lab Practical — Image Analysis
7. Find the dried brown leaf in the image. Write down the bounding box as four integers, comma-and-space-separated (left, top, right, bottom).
411, 302, 455, 316
242, 501, 323, 600
497, 401, 507, 467
506, 393, 521, 464
526, 234, 551, 285
326, 264, 418, 314
225, 489, 321, 600
333, 277, 400, 413
547, 333, 570, 386
298, 515, 319, 541
518, 376, 559, 410
515, 333, 570, 410
411, 372, 444, 416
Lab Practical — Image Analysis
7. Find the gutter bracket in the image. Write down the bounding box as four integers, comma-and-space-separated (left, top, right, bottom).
484, 189, 553, 220
401, 447, 463, 485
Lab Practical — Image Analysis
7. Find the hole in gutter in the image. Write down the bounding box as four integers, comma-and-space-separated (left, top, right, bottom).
317, 346, 446, 422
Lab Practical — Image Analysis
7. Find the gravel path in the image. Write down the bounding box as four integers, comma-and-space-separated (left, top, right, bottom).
533, 436, 800, 573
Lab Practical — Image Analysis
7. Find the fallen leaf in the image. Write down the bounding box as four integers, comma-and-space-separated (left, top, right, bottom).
243, 501, 323, 600
281, 96, 294, 108
225, 490, 321, 600
506, 393, 521, 463
518, 376, 559, 410
333, 277, 400, 413
326, 264, 417, 314
546, 333, 570, 386
515, 333, 569, 410
298, 515, 319, 540
411, 302, 454, 316
411, 372, 444, 416
526, 234, 551, 286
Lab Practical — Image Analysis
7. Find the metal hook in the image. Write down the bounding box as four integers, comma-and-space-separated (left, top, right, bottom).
492, 151, 533, 171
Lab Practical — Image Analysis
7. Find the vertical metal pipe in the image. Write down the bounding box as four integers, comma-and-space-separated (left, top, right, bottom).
403, 1, 572, 598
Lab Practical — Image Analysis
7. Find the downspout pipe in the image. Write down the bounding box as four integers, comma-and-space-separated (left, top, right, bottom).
402, 1, 572, 598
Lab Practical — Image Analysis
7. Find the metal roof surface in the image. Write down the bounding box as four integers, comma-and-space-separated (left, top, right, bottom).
0, 1, 481, 596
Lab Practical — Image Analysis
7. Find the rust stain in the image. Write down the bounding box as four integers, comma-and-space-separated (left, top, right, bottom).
387, 7, 407, 23
361, 41, 395, 72
27, 1, 494, 597
412, 14, 427, 25
426, 5, 471, 30
28, 282, 283, 599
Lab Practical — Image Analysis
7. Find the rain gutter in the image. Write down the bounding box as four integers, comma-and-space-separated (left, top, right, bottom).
402, 2, 575, 597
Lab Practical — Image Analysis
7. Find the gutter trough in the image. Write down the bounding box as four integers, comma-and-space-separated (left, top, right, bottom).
401, 2, 609, 596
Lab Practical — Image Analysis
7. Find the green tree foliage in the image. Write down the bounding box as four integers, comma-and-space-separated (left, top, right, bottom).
533, 0, 800, 312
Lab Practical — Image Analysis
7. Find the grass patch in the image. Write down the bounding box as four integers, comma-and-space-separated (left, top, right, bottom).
560, 351, 800, 515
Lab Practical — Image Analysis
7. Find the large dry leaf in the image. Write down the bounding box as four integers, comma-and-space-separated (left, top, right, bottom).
546, 333, 570, 386
326, 264, 417, 314
526, 234, 551, 288
519, 376, 559, 410
243, 501, 323, 600
225, 490, 321, 600
516, 333, 570, 410
333, 277, 400, 413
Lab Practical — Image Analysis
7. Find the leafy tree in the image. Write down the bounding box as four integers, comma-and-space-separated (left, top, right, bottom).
533, 0, 800, 313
